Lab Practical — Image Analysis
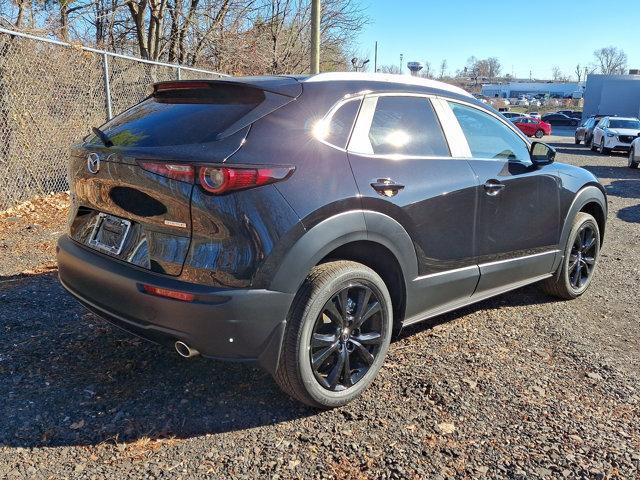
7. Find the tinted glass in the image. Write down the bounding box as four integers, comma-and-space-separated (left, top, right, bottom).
362, 96, 450, 156
609, 119, 640, 129
323, 99, 360, 148
93, 85, 265, 147
449, 102, 530, 162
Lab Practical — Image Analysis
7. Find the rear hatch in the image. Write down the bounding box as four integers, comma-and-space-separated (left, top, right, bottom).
69, 78, 300, 276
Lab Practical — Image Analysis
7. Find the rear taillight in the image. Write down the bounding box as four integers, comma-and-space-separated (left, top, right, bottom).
138, 161, 195, 183
138, 160, 293, 194
199, 166, 294, 194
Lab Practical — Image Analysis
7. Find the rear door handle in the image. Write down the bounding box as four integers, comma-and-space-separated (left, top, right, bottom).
371, 178, 405, 197
483, 179, 506, 196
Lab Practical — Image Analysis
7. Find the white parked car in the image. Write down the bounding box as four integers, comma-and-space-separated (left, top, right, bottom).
529, 112, 541, 119
501, 111, 528, 120
629, 137, 640, 168
515, 99, 529, 106
591, 117, 640, 155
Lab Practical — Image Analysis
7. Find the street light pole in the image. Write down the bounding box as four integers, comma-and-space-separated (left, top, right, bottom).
310, 0, 321, 74
374, 41, 378, 72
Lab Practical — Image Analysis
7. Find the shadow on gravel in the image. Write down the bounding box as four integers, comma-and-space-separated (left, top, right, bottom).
0, 271, 311, 449
398, 283, 558, 339
603, 180, 640, 200
617, 204, 640, 223
548, 143, 600, 157
0, 269, 565, 449
581, 165, 640, 182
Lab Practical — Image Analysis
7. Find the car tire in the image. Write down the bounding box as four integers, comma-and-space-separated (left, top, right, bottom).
574, 135, 581, 145
598, 139, 610, 155
540, 212, 600, 300
629, 148, 639, 169
275, 261, 393, 408
535, 129, 544, 139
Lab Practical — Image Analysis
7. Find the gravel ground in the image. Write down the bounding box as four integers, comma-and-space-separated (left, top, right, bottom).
1, 133, 639, 479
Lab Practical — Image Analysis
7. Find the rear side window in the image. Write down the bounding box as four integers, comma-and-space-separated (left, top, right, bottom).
322, 98, 361, 149
448, 102, 530, 162
349, 96, 450, 157
92, 84, 266, 147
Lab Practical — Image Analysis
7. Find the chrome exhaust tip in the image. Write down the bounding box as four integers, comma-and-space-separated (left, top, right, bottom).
175, 341, 199, 358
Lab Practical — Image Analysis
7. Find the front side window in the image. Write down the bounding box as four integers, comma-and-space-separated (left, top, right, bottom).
448, 102, 530, 162
349, 96, 450, 157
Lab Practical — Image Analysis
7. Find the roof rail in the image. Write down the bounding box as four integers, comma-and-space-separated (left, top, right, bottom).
304, 72, 472, 97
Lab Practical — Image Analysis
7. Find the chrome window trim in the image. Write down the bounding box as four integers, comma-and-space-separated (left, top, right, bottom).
348, 95, 378, 155
431, 97, 472, 158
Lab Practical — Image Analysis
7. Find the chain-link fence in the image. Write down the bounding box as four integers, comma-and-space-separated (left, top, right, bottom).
0, 28, 224, 210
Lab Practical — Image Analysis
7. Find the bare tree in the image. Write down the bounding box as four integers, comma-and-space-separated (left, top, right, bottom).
575, 64, 582, 82
486, 57, 500, 79
420, 60, 433, 79
13, 0, 29, 27
378, 64, 400, 74
593, 46, 628, 75
551, 65, 568, 81
439, 59, 447, 79
6, 0, 368, 73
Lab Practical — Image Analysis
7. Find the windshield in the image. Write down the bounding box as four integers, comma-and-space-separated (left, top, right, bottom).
609, 119, 640, 129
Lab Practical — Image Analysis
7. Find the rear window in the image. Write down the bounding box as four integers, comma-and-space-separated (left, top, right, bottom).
92, 84, 265, 147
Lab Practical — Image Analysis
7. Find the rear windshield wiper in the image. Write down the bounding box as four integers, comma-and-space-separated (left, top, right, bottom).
92, 126, 114, 147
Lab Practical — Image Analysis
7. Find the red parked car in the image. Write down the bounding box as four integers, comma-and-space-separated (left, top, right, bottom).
511, 116, 552, 138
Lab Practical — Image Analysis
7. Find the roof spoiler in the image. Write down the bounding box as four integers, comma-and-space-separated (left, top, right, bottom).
153, 76, 303, 98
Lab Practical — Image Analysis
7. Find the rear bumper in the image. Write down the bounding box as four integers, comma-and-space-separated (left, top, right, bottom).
57, 235, 293, 373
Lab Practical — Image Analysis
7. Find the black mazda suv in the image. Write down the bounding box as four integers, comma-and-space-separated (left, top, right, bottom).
57, 73, 607, 407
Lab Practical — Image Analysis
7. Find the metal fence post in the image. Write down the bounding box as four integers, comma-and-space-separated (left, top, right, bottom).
177, 66, 182, 80
102, 53, 113, 120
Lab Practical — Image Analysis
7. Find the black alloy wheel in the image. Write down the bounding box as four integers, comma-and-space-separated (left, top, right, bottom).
275, 261, 392, 408
540, 212, 600, 299
568, 223, 597, 289
310, 284, 383, 391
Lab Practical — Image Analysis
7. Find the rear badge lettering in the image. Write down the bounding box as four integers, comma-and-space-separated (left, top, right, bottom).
164, 220, 187, 228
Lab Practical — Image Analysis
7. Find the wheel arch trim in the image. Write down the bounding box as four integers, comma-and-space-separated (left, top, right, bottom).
553, 184, 607, 272
269, 210, 418, 294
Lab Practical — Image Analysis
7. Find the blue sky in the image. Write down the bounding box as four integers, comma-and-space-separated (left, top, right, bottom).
356, 0, 639, 80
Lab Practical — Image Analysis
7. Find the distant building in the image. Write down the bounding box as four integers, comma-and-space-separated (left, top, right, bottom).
582, 73, 640, 118
481, 81, 584, 99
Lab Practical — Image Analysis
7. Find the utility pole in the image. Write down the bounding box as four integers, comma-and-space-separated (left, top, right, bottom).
374, 41, 378, 73
310, 0, 321, 74
400, 53, 403, 74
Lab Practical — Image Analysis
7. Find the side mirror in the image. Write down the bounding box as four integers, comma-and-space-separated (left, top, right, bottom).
530, 141, 556, 166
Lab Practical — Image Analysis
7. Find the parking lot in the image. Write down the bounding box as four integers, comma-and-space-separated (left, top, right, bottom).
0, 131, 639, 479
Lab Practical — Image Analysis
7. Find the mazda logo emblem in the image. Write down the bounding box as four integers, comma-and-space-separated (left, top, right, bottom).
87, 153, 100, 174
